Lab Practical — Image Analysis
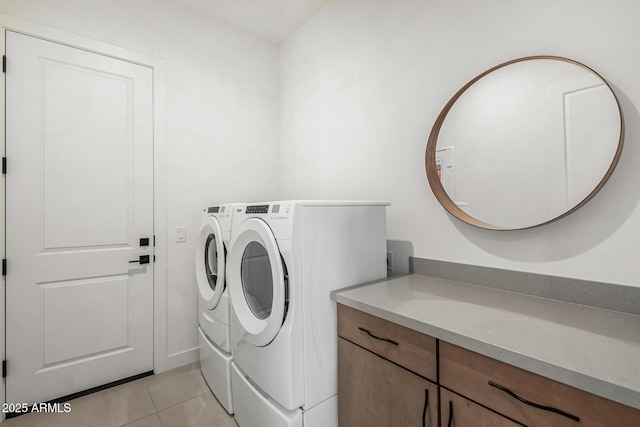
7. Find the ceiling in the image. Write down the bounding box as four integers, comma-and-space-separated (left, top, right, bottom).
170, 0, 329, 43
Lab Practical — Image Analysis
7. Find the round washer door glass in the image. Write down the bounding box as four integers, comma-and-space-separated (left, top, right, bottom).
241, 242, 274, 319
195, 216, 226, 310
204, 233, 219, 290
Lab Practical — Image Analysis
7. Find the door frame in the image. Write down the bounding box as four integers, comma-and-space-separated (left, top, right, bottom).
0, 14, 168, 417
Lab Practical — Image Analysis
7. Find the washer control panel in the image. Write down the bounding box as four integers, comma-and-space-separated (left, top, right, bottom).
205, 205, 233, 223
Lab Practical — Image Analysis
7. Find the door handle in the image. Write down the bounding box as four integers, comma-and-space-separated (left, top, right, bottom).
357, 327, 399, 346
129, 255, 150, 265
422, 388, 429, 427
488, 381, 580, 421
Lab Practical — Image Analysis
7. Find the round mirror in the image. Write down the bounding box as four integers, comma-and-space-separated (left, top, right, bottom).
425, 56, 624, 230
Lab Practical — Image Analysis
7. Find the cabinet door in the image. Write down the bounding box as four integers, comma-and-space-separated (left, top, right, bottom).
338, 304, 438, 381
338, 337, 438, 427
440, 388, 522, 427
440, 342, 640, 427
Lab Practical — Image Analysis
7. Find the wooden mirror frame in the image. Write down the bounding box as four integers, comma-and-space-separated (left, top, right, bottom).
425, 56, 625, 231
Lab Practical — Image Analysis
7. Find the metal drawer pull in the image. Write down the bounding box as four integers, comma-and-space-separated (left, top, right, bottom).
447, 400, 453, 427
422, 388, 429, 427
357, 327, 399, 345
488, 381, 580, 422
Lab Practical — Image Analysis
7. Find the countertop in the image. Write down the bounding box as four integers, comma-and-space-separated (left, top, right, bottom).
332, 274, 640, 410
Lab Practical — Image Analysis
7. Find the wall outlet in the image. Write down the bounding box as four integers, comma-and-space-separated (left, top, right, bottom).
386, 251, 393, 272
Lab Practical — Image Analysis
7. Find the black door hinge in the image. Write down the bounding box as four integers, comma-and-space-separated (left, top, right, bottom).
2, 360, 6, 378
2, 55, 6, 73
2, 157, 6, 174
153, 235, 156, 247
2, 259, 6, 276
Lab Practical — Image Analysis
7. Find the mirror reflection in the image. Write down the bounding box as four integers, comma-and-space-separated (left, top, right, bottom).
426, 57, 623, 230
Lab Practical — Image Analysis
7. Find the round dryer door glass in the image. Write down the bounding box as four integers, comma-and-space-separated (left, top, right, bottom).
204, 234, 218, 290
241, 242, 274, 320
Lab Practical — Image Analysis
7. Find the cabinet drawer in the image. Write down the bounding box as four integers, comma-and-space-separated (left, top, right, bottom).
440, 388, 522, 427
440, 341, 640, 427
337, 304, 437, 381
338, 337, 438, 427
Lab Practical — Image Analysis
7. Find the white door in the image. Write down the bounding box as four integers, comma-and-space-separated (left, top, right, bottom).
227, 218, 288, 347
5, 31, 154, 405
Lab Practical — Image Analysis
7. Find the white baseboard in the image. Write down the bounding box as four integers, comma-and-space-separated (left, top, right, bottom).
166, 347, 199, 371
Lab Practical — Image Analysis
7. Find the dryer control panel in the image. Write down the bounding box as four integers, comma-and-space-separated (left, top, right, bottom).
245, 205, 269, 214
244, 203, 293, 219
235, 202, 296, 239
270, 203, 292, 219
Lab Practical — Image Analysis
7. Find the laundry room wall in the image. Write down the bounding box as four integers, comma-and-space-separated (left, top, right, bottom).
279, 0, 640, 287
0, 0, 280, 369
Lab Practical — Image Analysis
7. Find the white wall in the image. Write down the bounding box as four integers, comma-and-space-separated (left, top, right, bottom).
0, 0, 280, 368
3, 0, 639, 377
280, 0, 640, 286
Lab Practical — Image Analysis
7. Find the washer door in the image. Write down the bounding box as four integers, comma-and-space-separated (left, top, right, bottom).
228, 218, 287, 347
195, 216, 226, 309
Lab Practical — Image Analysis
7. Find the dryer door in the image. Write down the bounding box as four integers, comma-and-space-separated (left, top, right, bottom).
195, 216, 226, 309
228, 218, 287, 347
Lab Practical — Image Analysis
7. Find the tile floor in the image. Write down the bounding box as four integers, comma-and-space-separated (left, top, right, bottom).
2, 362, 237, 427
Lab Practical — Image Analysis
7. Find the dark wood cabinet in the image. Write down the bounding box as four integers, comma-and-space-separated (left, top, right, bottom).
337, 304, 437, 381
338, 338, 438, 426
337, 303, 640, 427
337, 304, 438, 426
440, 341, 640, 427
440, 388, 521, 427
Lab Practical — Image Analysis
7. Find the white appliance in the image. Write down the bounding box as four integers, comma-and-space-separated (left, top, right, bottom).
196, 204, 236, 414
227, 201, 389, 427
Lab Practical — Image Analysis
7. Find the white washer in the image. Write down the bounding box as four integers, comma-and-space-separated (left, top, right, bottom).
227, 201, 388, 427
196, 204, 236, 414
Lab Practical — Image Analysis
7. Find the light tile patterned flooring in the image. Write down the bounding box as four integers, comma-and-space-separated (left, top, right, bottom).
2, 362, 237, 427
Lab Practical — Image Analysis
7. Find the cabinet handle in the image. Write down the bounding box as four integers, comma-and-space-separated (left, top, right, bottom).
357, 327, 399, 345
422, 388, 429, 427
488, 381, 580, 422
447, 400, 453, 427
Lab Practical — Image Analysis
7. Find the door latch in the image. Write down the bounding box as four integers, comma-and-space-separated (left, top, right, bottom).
129, 255, 150, 265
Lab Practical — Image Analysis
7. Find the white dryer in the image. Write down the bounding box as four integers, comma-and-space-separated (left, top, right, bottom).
227, 201, 388, 427
196, 204, 236, 414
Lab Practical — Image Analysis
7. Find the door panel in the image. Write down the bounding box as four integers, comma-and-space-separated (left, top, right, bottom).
564, 84, 619, 206
42, 277, 129, 365
43, 59, 131, 249
338, 337, 438, 427
5, 31, 154, 405
441, 388, 523, 427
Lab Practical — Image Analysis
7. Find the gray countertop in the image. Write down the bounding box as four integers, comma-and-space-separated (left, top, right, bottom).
332, 274, 640, 410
